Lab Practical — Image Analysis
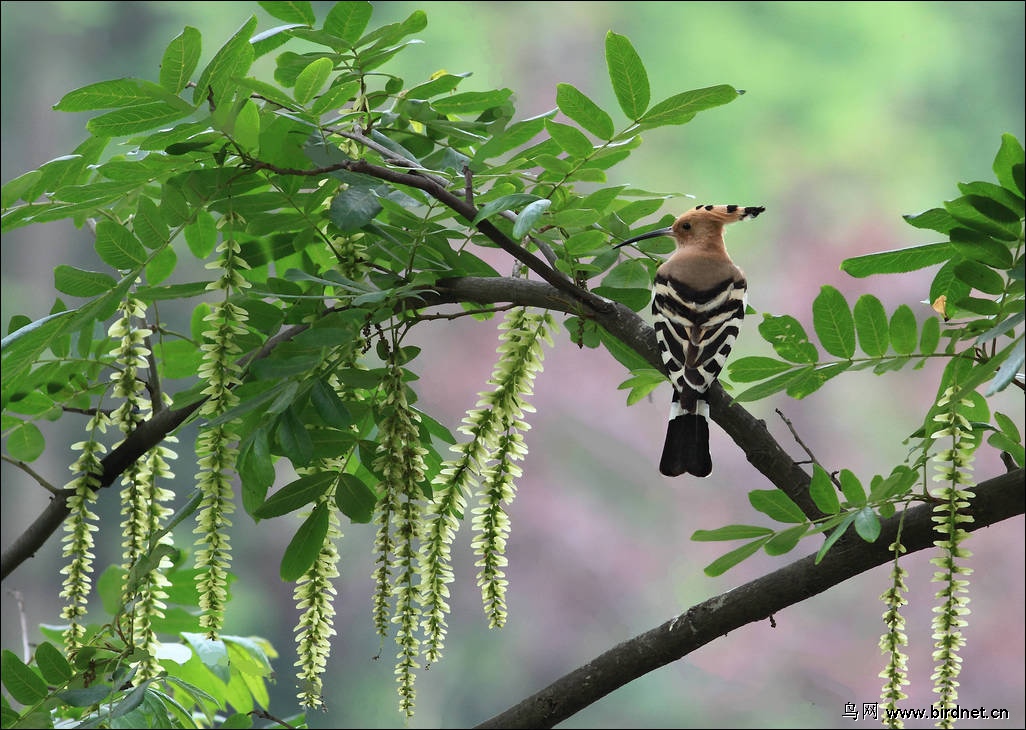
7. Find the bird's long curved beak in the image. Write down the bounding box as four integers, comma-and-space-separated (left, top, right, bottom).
614, 226, 673, 248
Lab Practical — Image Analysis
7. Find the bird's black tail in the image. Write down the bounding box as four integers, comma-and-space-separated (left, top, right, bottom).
660, 413, 712, 477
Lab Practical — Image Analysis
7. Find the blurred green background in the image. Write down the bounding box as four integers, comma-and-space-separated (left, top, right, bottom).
1, 2, 1023, 728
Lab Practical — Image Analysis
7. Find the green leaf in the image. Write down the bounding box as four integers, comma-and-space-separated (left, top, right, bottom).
95, 220, 147, 270
160, 27, 203, 93
544, 119, 594, 159
691, 524, 775, 541
294, 57, 334, 104
555, 83, 614, 140
512, 198, 551, 239
838, 468, 866, 506
403, 72, 468, 100
133, 196, 169, 249
930, 259, 971, 313
311, 380, 350, 428
853, 294, 889, 357
601, 258, 651, 289
814, 511, 856, 564
34, 641, 73, 685
763, 524, 808, 556
953, 259, 1006, 295
1, 168, 42, 208
748, 489, 806, 524
619, 369, 667, 405
239, 429, 274, 515
232, 99, 261, 151
194, 16, 258, 106
325, 1, 373, 43
733, 366, 812, 403
945, 195, 1020, 241
962, 190, 1023, 224
949, 230, 1014, 269
280, 503, 329, 581
182, 633, 230, 682
605, 31, 649, 120
5, 421, 45, 462
995, 411, 1023, 442
888, 305, 917, 355
354, 8, 426, 49
329, 186, 382, 232
278, 406, 314, 465
988, 430, 1025, 468
259, 0, 314, 25
472, 193, 542, 224
234, 75, 303, 111
993, 132, 1025, 196
254, 472, 335, 520
990, 411, 1025, 467
841, 242, 952, 277
432, 89, 513, 115
473, 115, 549, 161
637, 85, 739, 129
853, 506, 881, 542
54, 265, 117, 297
986, 337, 1024, 395
146, 241, 176, 285
335, 473, 377, 523
54, 77, 192, 112
808, 464, 840, 515
57, 685, 115, 708
564, 229, 609, 256
758, 314, 818, 363
919, 315, 941, 356
184, 209, 217, 258
869, 466, 917, 501
704, 536, 771, 577
87, 102, 195, 137
597, 328, 651, 372
958, 180, 1025, 219
812, 285, 855, 358
903, 207, 959, 235
785, 361, 850, 399
727, 356, 795, 383
1, 650, 47, 704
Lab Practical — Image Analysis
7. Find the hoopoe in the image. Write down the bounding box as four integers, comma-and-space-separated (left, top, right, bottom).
616, 204, 765, 477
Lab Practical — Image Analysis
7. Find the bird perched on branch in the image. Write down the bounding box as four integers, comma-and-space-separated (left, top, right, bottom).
615, 204, 765, 477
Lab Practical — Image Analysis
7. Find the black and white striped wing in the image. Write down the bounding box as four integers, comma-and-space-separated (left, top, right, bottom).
652, 274, 747, 413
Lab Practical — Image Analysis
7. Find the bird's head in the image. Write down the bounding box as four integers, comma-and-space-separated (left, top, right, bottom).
615, 204, 765, 250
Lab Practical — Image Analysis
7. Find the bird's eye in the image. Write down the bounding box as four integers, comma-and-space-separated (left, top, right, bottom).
681, 222, 692, 230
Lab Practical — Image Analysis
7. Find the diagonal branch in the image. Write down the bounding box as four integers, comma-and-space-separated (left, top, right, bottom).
475, 467, 1025, 729
0, 275, 826, 580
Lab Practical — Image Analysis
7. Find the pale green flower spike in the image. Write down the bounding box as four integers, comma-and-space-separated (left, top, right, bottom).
372, 353, 429, 718
194, 227, 249, 638
294, 487, 343, 709
878, 535, 910, 728
109, 297, 175, 680
59, 412, 109, 657
928, 387, 975, 729
420, 307, 553, 663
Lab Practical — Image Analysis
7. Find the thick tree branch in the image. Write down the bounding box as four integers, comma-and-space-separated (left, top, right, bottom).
475, 468, 1026, 729
0, 274, 879, 579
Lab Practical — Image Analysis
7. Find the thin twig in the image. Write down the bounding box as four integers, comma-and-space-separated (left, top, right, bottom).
1, 454, 59, 495
143, 330, 164, 414
5, 590, 30, 661
413, 304, 517, 321
62, 406, 114, 418
775, 408, 841, 489
249, 709, 298, 729
463, 164, 474, 205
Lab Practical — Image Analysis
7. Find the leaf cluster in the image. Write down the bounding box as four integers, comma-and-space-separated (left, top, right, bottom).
692, 134, 1024, 575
